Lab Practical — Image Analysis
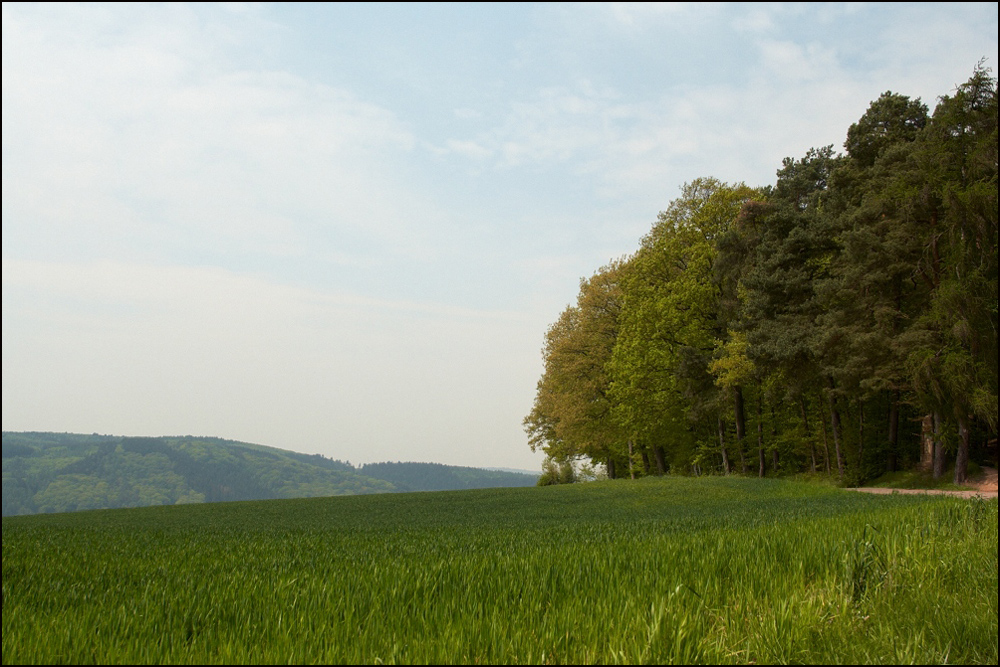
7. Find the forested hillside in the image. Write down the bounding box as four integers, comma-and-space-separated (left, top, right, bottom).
525, 67, 998, 485
358, 461, 539, 493
1, 432, 536, 515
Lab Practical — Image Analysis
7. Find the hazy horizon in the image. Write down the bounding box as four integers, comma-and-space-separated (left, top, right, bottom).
0, 428, 542, 474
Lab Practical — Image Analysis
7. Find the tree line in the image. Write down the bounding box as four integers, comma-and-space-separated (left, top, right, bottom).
525, 66, 998, 486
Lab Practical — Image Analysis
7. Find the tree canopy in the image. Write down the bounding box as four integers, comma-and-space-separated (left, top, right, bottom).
526, 66, 998, 485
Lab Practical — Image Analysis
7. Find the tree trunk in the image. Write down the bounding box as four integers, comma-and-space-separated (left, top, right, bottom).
919, 414, 935, 472
627, 439, 636, 480
770, 406, 780, 471
652, 445, 667, 475
607, 457, 617, 480
800, 396, 816, 473
757, 393, 766, 478
818, 395, 832, 473
954, 416, 970, 485
734, 386, 748, 474
857, 399, 865, 470
932, 411, 945, 480
827, 377, 845, 478
641, 449, 652, 475
718, 417, 731, 475
887, 391, 899, 473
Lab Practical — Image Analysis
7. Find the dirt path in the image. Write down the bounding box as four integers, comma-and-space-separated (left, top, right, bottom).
848, 466, 998, 499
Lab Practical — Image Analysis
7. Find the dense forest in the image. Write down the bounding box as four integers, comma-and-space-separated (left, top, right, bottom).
525, 67, 998, 486
1, 432, 537, 516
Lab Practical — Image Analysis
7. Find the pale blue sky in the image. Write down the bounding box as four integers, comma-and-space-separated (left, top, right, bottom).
3, 3, 997, 469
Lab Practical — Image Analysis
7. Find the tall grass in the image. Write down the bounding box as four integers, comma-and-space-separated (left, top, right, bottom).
3, 477, 997, 664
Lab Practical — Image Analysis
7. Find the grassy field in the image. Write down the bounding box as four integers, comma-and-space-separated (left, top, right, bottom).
2, 477, 997, 664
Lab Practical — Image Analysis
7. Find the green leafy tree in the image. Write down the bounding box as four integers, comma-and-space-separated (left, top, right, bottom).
609, 178, 760, 474
524, 262, 628, 477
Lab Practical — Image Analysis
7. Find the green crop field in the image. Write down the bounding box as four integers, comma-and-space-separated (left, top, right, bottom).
2, 477, 997, 664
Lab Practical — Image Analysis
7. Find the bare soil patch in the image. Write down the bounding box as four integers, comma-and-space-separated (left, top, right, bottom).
850, 466, 998, 499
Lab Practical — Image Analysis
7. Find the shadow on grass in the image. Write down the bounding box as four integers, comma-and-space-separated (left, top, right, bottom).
863, 461, 983, 491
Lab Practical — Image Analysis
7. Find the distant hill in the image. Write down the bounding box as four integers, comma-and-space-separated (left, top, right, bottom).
1, 432, 538, 516
358, 461, 538, 493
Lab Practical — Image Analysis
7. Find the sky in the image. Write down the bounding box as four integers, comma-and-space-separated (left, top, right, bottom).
3, 3, 997, 470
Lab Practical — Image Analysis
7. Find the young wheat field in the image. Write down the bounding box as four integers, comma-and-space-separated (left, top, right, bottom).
2, 477, 997, 664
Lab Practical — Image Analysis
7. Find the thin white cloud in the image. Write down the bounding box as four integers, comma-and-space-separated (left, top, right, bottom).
444, 139, 494, 160
606, 2, 715, 29
757, 39, 841, 82
734, 7, 776, 34
453, 107, 483, 120
2, 4, 436, 272
436, 5, 994, 212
